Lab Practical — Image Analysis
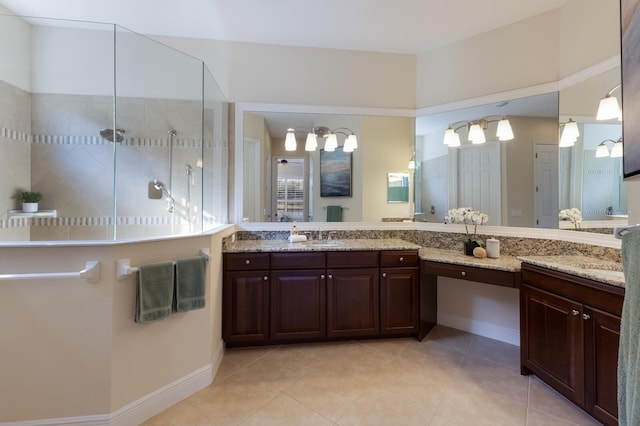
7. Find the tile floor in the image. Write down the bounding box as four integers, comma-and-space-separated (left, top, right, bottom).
143, 325, 602, 425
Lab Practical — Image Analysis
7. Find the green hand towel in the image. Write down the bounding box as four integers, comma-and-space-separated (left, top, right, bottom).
135, 261, 174, 324
326, 205, 342, 222
619, 231, 640, 426
174, 256, 207, 312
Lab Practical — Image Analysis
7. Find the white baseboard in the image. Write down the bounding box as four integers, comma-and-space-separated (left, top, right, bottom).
437, 312, 520, 346
2, 341, 226, 426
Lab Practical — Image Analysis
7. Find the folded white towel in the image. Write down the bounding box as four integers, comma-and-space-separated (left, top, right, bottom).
288, 234, 307, 243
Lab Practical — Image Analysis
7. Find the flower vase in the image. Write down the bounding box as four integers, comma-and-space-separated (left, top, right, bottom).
463, 240, 480, 256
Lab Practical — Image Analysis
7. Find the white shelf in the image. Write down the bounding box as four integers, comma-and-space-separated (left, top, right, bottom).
8, 210, 57, 219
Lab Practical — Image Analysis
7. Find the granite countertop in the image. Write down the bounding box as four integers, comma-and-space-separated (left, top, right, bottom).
517, 255, 625, 288
223, 238, 422, 253
418, 247, 522, 272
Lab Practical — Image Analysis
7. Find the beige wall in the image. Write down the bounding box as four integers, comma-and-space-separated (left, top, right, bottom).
0, 230, 229, 422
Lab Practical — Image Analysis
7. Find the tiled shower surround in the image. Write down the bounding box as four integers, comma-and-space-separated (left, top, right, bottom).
1, 80, 221, 241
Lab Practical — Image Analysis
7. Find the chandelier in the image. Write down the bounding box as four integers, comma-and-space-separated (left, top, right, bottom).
285, 126, 358, 152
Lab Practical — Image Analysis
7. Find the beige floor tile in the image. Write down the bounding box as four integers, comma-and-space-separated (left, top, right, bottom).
526, 407, 589, 425
454, 353, 530, 404
187, 379, 280, 425
430, 382, 528, 426
214, 345, 279, 384
397, 338, 465, 378
468, 334, 521, 370
142, 399, 211, 426
354, 337, 413, 356
528, 376, 601, 426
423, 324, 475, 353
242, 392, 333, 425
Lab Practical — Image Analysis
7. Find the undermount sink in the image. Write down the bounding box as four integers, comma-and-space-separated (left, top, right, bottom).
304, 240, 344, 247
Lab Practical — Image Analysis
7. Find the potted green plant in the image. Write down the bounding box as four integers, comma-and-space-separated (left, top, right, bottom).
445, 207, 489, 255
21, 191, 42, 213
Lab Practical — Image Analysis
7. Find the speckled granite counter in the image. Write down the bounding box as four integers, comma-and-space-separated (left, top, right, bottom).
418, 247, 521, 272
223, 238, 421, 253
517, 255, 625, 288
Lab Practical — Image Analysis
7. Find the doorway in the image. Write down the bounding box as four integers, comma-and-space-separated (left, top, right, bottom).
534, 143, 559, 228
271, 157, 306, 222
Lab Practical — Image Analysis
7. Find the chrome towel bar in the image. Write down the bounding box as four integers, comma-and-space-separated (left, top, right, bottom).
0, 261, 101, 283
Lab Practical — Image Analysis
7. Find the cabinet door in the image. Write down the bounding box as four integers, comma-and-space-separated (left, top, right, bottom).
327, 268, 379, 338
521, 284, 585, 405
270, 269, 326, 342
584, 306, 620, 426
380, 267, 419, 335
223, 270, 270, 346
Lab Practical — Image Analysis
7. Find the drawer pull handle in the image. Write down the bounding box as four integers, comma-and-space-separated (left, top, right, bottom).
582, 313, 591, 320
263, 276, 268, 281
328, 274, 333, 279
382, 272, 387, 278
245, 259, 251, 265
321, 274, 325, 279
461, 271, 466, 276
399, 257, 404, 262
571, 310, 580, 316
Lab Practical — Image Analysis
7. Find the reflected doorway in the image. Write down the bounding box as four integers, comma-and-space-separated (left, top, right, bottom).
272, 157, 306, 222
534, 144, 559, 228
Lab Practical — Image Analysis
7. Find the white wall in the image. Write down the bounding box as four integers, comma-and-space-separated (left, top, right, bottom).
0, 11, 31, 91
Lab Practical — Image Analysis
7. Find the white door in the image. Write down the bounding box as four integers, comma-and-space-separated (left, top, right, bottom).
534, 143, 559, 228
456, 142, 501, 225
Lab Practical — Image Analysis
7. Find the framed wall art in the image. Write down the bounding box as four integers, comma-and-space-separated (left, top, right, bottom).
320, 147, 352, 197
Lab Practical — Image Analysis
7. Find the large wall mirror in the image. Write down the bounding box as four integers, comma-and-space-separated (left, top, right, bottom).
239, 107, 415, 223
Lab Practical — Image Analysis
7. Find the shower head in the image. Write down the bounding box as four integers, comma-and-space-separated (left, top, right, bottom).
100, 128, 125, 143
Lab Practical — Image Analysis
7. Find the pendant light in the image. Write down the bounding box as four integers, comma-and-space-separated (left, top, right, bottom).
284, 128, 297, 151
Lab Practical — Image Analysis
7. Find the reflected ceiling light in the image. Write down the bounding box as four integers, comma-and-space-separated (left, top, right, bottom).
285, 128, 297, 151
285, 126, 357, 152
594, 138, 624, 158
597, 84, 622, 121
443, 116, 513, 147
559, 119, 579, 147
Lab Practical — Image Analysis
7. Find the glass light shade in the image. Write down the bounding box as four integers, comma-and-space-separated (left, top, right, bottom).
324, 133, 338, 151
597, 95, 621, 121
559, 120, 579, 147
343, 134, 358, 152
468, 123, 486, 144
443, 128, 458, 145
284, 130, 297, 151
595, 143, 610, 158
408, 160, 416, 169
496, 118, 514, 141
611, 140, 623, 158
448, 131, 461, 147
304, 132, 317, 151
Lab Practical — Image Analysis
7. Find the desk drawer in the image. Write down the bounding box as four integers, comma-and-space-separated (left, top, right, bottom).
422, 260, 519, 288
380, 250, 419, 267
224, 253, 270, 271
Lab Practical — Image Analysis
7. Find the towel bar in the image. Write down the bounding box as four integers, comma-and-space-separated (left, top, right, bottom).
116, 248, 210, 281
0, 261, 101, 283
322, 206, 348, 209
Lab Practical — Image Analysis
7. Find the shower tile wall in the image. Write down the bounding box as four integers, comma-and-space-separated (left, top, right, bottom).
1, 82, 206, 241
0, 80, 31, 240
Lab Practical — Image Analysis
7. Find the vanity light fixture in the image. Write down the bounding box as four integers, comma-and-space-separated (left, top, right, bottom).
559, 119, 580, 147
443, 116, 514, 147
596, 138, 624, 157
408, 153, 416, 169
286, 126, 357, 153
596, 84, 622, 121
611, 138, 623, 157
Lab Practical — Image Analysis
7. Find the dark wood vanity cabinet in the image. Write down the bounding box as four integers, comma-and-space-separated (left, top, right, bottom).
380, 251, 419, 335
223, 249, 420, 347
223, 253, 270, 345
520, 263, 623, 426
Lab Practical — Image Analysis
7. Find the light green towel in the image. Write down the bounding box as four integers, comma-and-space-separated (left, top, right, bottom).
619, 231, 640, 425
135, 261, 174, 324
174, 256, 207, 312
326, 205, 342, 222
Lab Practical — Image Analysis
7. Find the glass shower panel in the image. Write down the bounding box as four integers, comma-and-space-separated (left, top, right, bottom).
114, 27, 205, 238
203, 64, 229, 228
0, 14, 116, 241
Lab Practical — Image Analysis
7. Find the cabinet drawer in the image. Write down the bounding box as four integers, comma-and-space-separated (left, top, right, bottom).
327, 251, 379, 268
380, 250, 418, 267
271, 252, 326, 269
422, 260, 519, 288
224, 253, 270, 271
